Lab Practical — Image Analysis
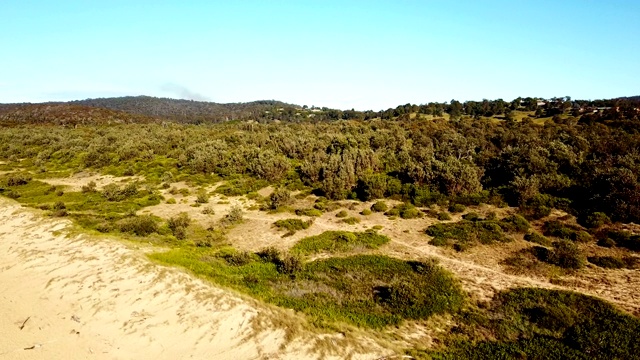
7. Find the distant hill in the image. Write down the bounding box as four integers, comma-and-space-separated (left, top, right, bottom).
70, 96, 297, 123
0, 103, 157, 126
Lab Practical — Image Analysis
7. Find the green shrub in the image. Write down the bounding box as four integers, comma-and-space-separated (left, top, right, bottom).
499, 214, 530, 233
583, 212, 611, 229
201, 206, 215, 215
295, 208, 323, 217
168, 212, 191, 239
276, 254, 303, 274
462, 212, 481, 221
81, 180, 97, 193
6, 173, 31, 186
606, 230, 640, 252
53, 201, 66, 210
399, 205, 423, 219
597, 237, 616, 248
195, 191, 209, 204
220, 250, 255, 266
292, 230, 390, 255
384, 203, 422, 219
166, 198, 177, 204
588, 256, 638, 269
448, 203, 466, 213
437, 211, 452, 221
335, 210, 348, 218
342, 217, 361, 225
360, 209, 372, 216
426, 220, 510, 249
535, 241, 585, 269
371, 201, 388, 212
117, 215, 158, 236
435, 288, 640, 360
269, 188, 291, 209
524, 232, 552, 246
274, 218, 312, 234
221, 206, 243, 226
5, 190, 21, 199
543, 220, 588, 242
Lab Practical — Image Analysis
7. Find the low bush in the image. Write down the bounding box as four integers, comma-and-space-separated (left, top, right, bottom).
583, 212, 611, 229
385, 203, 423, 219
360, 209, 372, 216
499, 214, 530, 233
269, 188, 291, 209
295, 208, 323, 217
606, 230, 640, 252
335, 210, 348, 218
433, 288, 640, 360
370, 201, 388, 212
195, 191, 209, 204
426, 220, 510, 249
597, 237, 616, 248
221, 206, 243, 226
168, 212, 191, 240
437, 211, 452, 221
534, 240, 585, 269
588, 256, 638, 269
448, 203, 466, 213
524, 232, 552, 246
6, 173, 31, 186
81, 181, 97, 193
117, 215, 158, 236
342, 217, 361, 225
273, 218, 312, 234
292, 230, 389, 255
543, 220, 591, 242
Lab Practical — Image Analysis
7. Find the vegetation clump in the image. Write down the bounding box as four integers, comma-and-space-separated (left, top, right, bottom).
587, 256, 638, 269
543, 220, 591, 242
295, 208, 323, 217
533, 240, 585, 269
168, 212, 191, 240
384, 203, 423, 219
426, 216, 517, 250
524, 232, 552, 246
117, 215, 158, 236
273, 218, 312, 236
430, 288, 640, 360
370, 201, 388, 213
292, 230, 389, 255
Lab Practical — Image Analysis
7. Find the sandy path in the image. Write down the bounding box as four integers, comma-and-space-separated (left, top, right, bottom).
0, 199, 383, 360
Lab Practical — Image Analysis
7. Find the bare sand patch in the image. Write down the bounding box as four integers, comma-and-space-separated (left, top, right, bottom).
0, 198, 386, 359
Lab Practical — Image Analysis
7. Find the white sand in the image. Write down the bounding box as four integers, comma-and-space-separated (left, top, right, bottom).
0, 199, 382, 360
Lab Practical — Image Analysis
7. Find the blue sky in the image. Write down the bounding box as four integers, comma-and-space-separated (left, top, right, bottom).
1, 1, 639, 110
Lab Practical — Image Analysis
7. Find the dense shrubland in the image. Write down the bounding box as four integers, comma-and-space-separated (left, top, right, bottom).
2, 112, 640, 224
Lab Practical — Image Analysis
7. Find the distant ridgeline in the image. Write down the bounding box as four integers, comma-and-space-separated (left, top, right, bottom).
0, 95, 639, 125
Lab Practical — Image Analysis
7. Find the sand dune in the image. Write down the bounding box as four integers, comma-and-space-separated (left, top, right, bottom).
0, 199, 382, 360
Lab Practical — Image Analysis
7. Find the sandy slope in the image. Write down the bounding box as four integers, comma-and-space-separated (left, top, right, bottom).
0, 199, 382, 360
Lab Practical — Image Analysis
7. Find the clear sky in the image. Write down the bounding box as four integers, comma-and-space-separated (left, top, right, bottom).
1, 0, 639, 110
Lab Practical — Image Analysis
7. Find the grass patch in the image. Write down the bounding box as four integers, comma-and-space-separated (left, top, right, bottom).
273, 218, 312, 236
384, 203, 423, 219
426, 219, 510, 250
291, 230, 389, 255
429, 287, 640, 360
341, 217, 360, 225
150, 249, 464, 329
295, 208, 323, 217
588, 256, 638, 269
